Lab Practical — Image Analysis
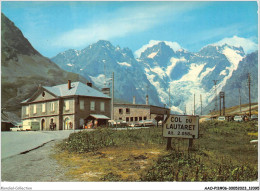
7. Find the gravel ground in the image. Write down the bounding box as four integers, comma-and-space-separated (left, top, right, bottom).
1, 140, 73, 182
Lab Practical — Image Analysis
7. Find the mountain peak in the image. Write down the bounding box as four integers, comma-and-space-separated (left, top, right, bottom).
135, 40, 182, 58
199, 43, 245, 57
213, 35, 258, 54
96, 40, 113, 47
1, 13, 40, 61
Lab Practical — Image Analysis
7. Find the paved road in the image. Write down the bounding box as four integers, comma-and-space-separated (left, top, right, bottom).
1, 130, 91, 159
1, 140, 74, 182
1, 127, 147, 159
1, 127, 150, 182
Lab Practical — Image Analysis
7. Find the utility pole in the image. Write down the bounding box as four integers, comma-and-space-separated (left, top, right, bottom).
111, 72, 114, 120
219, 93, 222, 116
219, 92, 225, 116
213, 80, 218, 114
200, 94, 202, 115
104, 61, 106, 87
146, 84, 149, 96
239, 88, 242, 113
169, 86, 171, 109
184, 105, 186, 115
194, 94, 195, 116
248, 73, 251, 117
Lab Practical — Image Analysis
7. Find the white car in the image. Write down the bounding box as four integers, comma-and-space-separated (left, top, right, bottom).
139, 120, 156, 127
158, 120, 163, 126
10, 125, 23, 131
128, 122, 142, 127
250, 114, 258, 121
234, 116, 243, 122
217, 116, 225, 121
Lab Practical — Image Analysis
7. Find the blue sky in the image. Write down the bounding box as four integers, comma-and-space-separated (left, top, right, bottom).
1, 1, 258, 58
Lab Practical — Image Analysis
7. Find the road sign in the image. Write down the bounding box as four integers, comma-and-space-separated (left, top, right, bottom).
163, 115, 199, 139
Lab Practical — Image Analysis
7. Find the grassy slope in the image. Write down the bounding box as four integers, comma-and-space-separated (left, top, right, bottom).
53, 121, 258, 181
208, 103, 258, 116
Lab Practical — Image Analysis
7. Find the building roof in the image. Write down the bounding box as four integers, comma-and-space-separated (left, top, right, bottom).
43, 81, 111, 99
114, 103, 170, 110
1, 111, 20, 125
90, 114, 110, 119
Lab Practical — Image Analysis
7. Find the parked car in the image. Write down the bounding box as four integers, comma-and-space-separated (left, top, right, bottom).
10, 124, 23, 131
234, 116, 243, 122
250, 114, 258, 121
129, 122, 142, 127
22, 121, 40, 131
158, 120, 163, 126
140, 120, 156, 127
217, 116, 226, 121
108, 120, 121, 127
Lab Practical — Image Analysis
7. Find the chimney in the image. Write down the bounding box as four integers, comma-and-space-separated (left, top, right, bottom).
102, 87, 110, 96
146, 95, 149, 105
87, 82, 92, 87
133, 96, 136, 104
38, 84, 42, 90
68, 80, 71, 90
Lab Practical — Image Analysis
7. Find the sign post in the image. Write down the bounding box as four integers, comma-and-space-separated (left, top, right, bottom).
166, 137, 173, 150
163, 115, 199, 150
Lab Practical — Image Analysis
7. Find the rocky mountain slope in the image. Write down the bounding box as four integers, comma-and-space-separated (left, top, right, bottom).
52, 40, 258, 114
1, 13, 88, 115
51, 40, 162, 106
210, 51, 258, 112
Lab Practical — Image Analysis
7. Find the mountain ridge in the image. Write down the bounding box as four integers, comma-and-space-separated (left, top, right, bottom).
51, 39, 258, 114
1, 12, 257, 115
1, 13, 89, 116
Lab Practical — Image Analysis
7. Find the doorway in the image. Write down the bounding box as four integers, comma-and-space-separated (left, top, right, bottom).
41, 119, 45, 131
64, 117, 71, 130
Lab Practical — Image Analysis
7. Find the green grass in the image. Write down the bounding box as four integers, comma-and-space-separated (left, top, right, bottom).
57, 127, 166, 153
54, 121, 258, 181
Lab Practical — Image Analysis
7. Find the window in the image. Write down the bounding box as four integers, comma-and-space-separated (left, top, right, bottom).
33, 105, 37, 114
126, 117, 129, 122
126, 108, 130, 114
42, 103, 46, 113
144, 116, 147, 120
139, 117, 142, 121
119, 108, 123, 114
25, 106, 29, 115
135, 117, 138, 121
119, 117, 122, 120
100, 102, 105, 112
65, 100, 69, 111
51, 102, 55, 112
130, 117, 133, 122
90, 101, 95, 111
80, 100, 84, 110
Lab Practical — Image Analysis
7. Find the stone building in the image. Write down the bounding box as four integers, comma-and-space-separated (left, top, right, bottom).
113, 96, 170, 123
21, 81, 111, 130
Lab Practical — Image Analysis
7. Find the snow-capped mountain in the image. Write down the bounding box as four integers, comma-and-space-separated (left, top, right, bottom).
138, 40, 257, 114
51, 40, 162, 106
51, 40, 258, 114
139, 42, 258, 114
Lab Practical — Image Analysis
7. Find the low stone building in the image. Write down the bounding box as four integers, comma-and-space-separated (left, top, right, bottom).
1, 110, 20, 131
113, 96, 170, 123
21, 81, 111, 130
